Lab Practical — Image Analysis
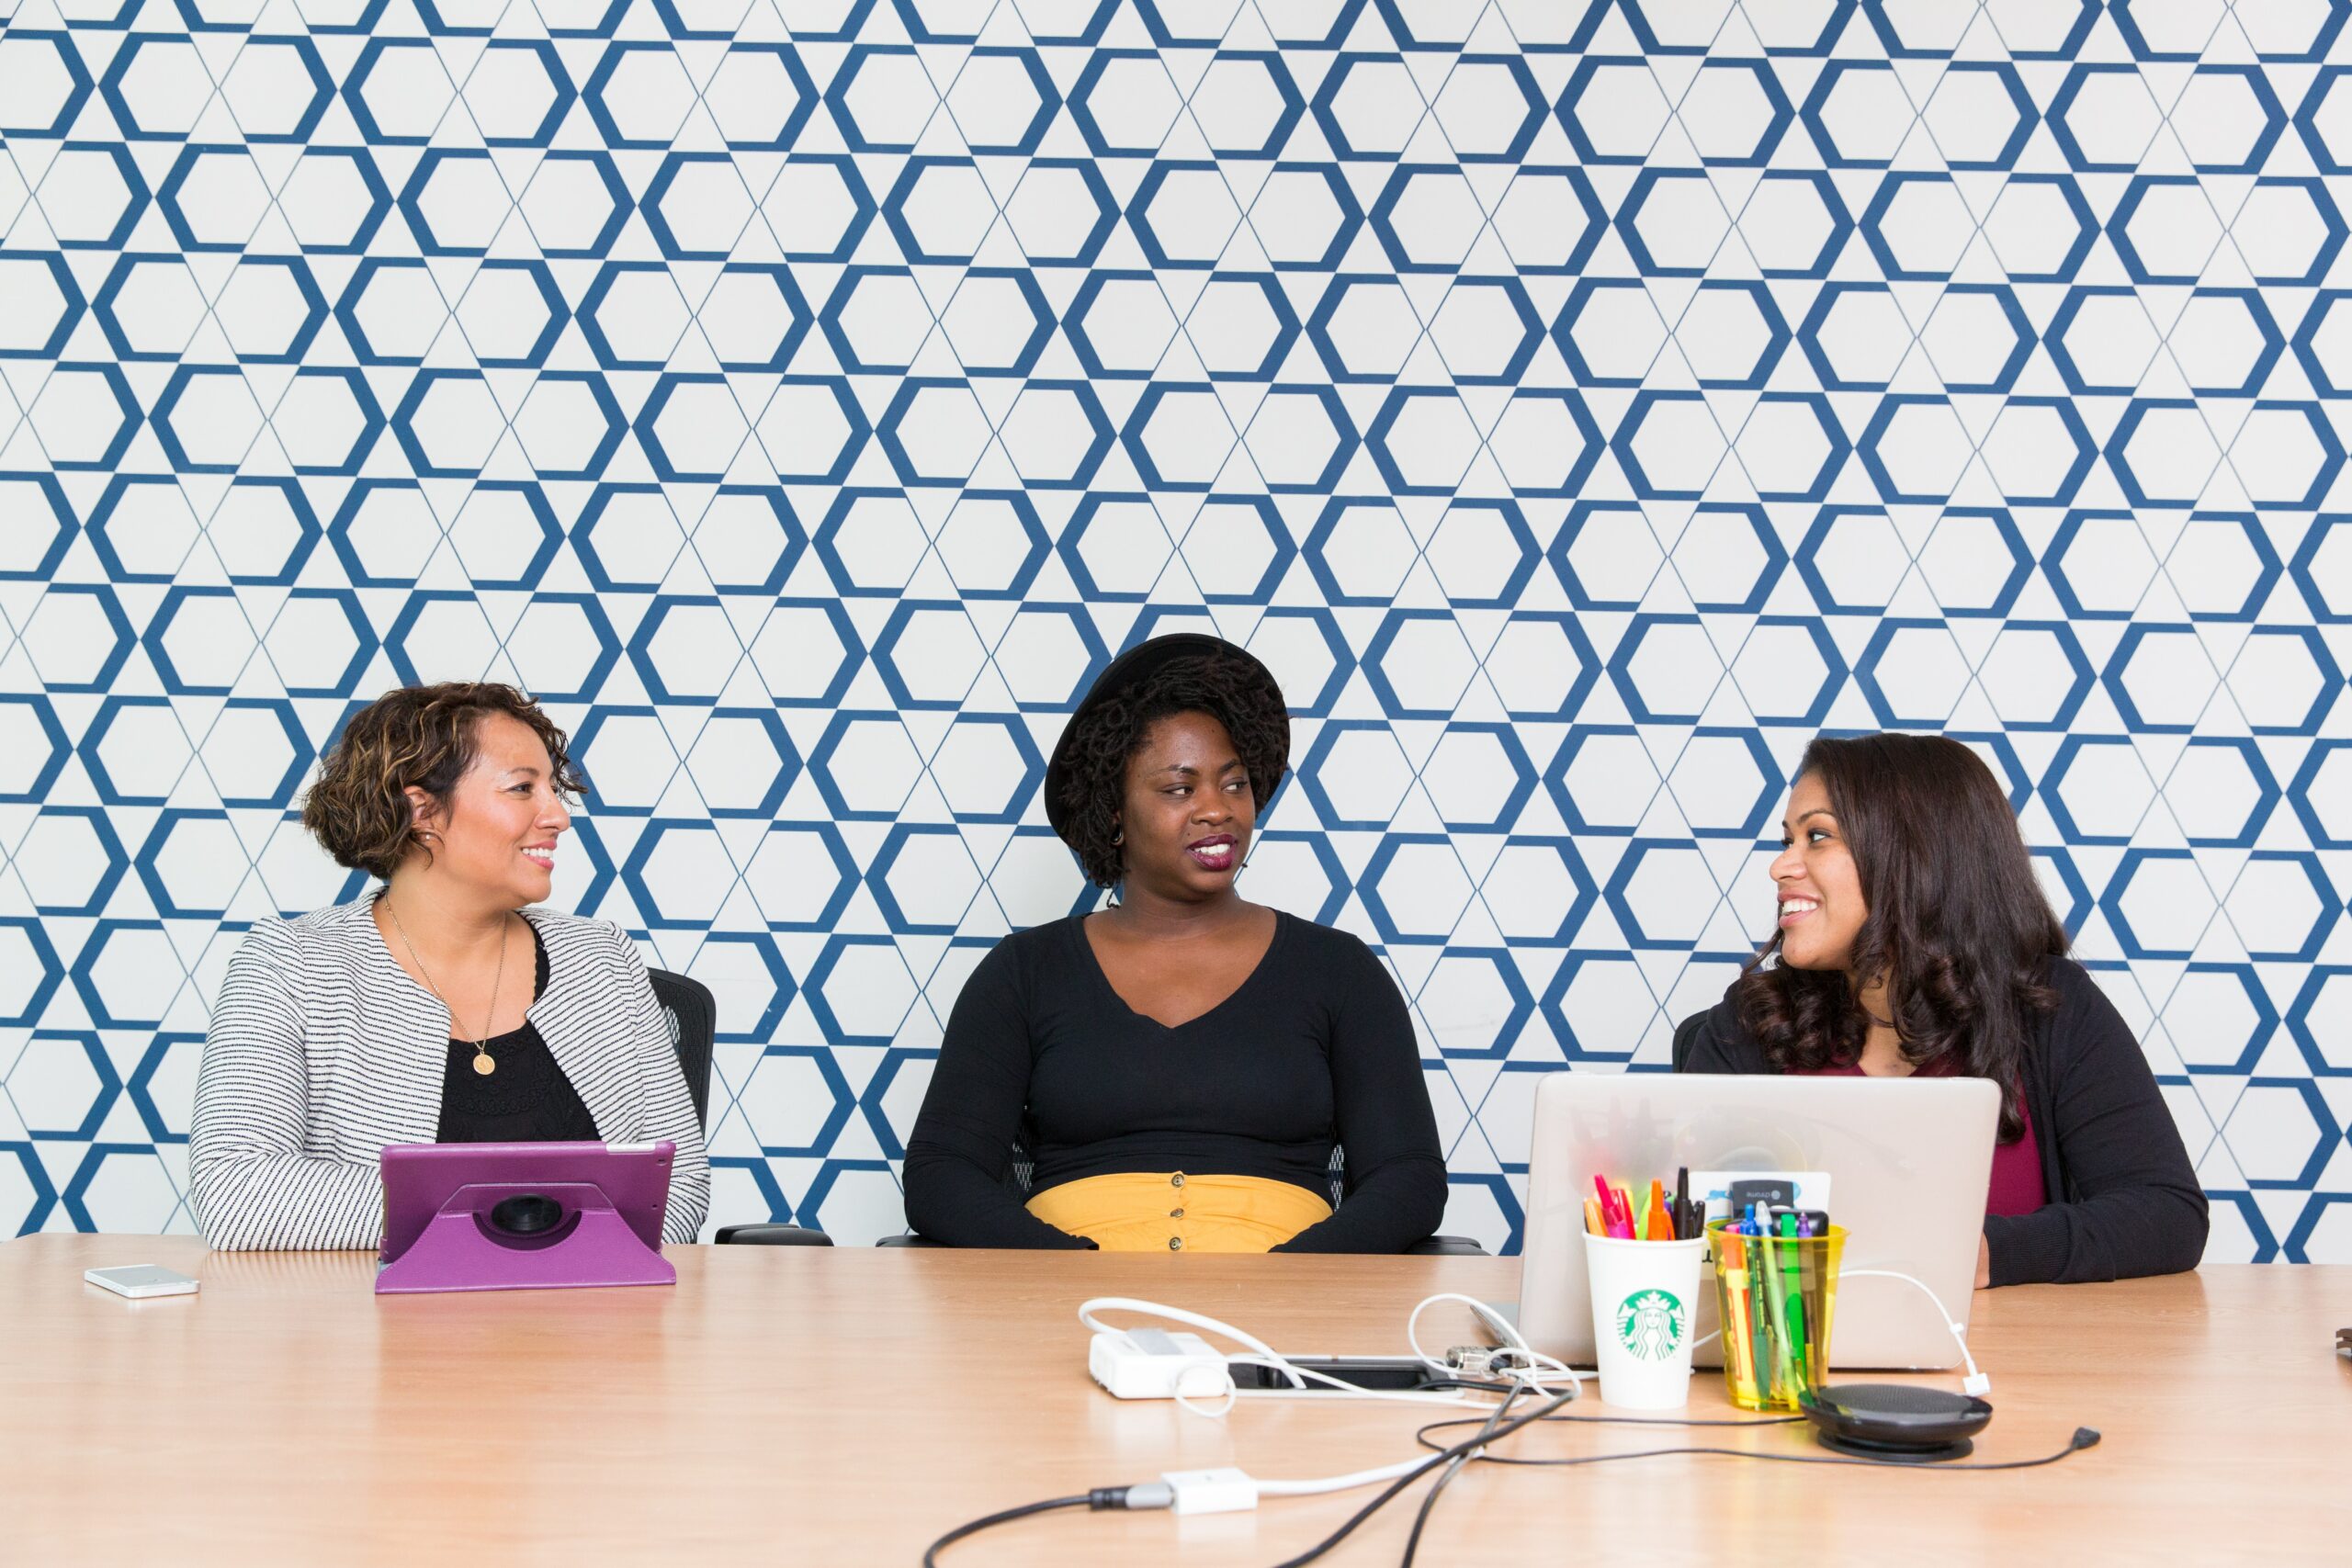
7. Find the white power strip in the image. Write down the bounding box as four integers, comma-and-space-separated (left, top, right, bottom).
1089, 1327, 1231, 1399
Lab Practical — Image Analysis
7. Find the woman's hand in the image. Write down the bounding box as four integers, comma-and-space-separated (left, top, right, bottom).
1974, 1235, 1992, 1290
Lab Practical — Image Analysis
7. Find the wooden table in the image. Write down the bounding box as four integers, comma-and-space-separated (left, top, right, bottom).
3, 1236, 2345, 1565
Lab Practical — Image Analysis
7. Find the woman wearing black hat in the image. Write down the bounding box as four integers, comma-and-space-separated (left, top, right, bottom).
901, 634, 1448, 1251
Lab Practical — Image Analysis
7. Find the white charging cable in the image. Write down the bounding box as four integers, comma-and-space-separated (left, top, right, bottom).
1252, 1455, 1432, 1497
1839, 1269, 1990, 1394
1080, 1292, 1583, 1416
1079, 1296, 1285, 1360
1404, 1291, 1586, 1398
1076, 1293, 1574, 1516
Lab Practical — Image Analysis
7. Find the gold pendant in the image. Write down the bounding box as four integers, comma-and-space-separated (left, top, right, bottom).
473, 1049, 495, 1076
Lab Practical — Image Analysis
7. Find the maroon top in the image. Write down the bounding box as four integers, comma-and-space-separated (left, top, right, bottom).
1689, 958, 2209, 1285
1804, 1055, 2048, 1218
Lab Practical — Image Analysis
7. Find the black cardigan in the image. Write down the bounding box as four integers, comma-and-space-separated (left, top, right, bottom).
901, 911, 1447, 1252
1679, 957, 2208, 1287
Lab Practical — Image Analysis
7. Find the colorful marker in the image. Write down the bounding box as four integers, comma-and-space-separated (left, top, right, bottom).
1777, 1212, 1811, 1393
1715, 1224, 1758, 1404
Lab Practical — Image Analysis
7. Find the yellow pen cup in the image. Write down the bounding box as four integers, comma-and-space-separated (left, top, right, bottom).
1706, 1221, 1845, 1413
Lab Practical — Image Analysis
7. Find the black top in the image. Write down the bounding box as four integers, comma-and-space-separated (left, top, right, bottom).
435, 923, 600, 1145
1679, 957, 2209, 1287
902, 911, 1447, 1252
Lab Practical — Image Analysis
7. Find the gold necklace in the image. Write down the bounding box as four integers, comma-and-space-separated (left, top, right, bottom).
385, 901, 509, 1076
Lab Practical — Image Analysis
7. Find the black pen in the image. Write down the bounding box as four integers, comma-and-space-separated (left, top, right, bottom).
1674, 1167, 1691, 1239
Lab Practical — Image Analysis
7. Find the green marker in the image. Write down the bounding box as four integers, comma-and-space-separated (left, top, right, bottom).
1777, 1213, 1810, 1393
1743, 1209, 1770, 1402
1757, 1219, 1792, 1402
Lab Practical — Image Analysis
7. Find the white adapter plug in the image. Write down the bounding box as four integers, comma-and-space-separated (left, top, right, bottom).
1160, 1468, 1259, 1515
1089, 1327, 1231, 1400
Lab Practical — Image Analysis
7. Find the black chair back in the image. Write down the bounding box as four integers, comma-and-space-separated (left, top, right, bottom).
646, 966, 715, 1131
647, 966, 835, 1246
1670, 1010, 1707, 1073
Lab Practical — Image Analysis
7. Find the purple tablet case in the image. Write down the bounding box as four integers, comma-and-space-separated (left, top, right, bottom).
377, 1141, 677, 1294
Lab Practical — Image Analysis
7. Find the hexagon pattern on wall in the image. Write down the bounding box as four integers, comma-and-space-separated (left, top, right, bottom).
2, 0, 2348, 1260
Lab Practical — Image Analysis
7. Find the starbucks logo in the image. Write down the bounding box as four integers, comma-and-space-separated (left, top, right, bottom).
1613, 1289, 1687, 1361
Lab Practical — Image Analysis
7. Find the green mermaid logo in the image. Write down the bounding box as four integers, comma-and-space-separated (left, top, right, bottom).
1613, 1288, 1687, 1361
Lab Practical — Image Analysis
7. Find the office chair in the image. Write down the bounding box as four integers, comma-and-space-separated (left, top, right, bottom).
645, 967, 716, 1129
879, 1137, 1486, 1255
1669, 1010, 1707, 1073
646, 966, 831, 1247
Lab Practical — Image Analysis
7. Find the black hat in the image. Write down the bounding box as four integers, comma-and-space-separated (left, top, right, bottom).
1042, 633, 1291, 848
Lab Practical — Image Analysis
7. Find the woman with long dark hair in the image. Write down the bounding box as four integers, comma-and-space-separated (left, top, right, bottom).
1678, 732, 2206, 1287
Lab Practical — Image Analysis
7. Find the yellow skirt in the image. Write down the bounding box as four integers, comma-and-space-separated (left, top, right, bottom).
1026, 1171, 1333, 1253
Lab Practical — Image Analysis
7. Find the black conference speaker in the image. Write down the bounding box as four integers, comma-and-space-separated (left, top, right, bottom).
1797, 1383, 1996, 1462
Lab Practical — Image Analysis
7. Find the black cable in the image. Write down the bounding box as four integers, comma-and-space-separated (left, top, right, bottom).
1237, 1371, 1520, 1396
925, 1401, 2095, 1564
922, 1392, 1580, 1568
1418, 1409, 1805, 1438
1399, 1400, 1801, 1565
1417, 1376, 1521, 1394
1398, 1382, 1524, 1568
1412, 1411, 2102, 1472
919, 1491, 1104, 1568
1257, 1389, 1578, 1568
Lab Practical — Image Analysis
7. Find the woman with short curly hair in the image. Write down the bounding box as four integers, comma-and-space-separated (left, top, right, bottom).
1677, 732, 2206, 1287
902, 634, 1448, 1252
190, 682, 708, 1250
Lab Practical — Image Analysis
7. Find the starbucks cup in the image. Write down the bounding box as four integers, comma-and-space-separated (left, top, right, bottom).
1583, 1232, 1708, 1409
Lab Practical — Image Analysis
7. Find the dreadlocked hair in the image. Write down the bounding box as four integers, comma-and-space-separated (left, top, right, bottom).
1055, 652, 1291, 888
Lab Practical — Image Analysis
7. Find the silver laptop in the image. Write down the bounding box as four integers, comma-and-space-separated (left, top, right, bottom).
1514, 1073, 1998, 1371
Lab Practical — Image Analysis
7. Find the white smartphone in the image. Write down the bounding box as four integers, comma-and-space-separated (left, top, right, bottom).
85, 1265, 199, 1300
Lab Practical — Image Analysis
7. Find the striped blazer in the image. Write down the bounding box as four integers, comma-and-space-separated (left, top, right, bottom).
190, 898, 710, 1250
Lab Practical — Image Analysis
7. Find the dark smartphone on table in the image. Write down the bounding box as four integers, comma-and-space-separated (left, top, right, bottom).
1226, 1357, 1480, 1392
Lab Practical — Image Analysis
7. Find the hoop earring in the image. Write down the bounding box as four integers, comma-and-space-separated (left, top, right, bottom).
1112, 829, 1123, 847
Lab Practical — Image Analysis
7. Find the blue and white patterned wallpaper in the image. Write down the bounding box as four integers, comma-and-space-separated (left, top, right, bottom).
2, 0, 2348, 1258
